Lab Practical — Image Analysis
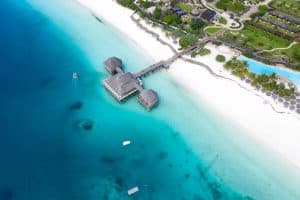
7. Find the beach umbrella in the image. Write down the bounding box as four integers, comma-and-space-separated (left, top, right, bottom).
289, 106, 295, 110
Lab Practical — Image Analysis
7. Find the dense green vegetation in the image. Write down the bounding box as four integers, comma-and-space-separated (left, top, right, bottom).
216, 0, 246, 13
116, 0, 300, 72
153, 8, 162, 19
224, 58, 249, 78
218, 17, 227, 25
270, 0, 300, 18
198, 48, 211, 56
225, 25, 300, 69
224, 58, 296, 97
179, 34, 198, 48
117, 0, 208, 37
163, 11, 181, 25
258, 5, 268, 13
177, 3, 193, 12
205, 27, 222, 35
250, 5, 268, 18
216, 55, 226, 62
117, 0, 138, 10
225, 25, 291, 50
190, 18, 205, 30
138, 0, 154, 8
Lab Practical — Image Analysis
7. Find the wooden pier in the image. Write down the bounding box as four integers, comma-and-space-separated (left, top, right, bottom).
134, 61, 166, 78
134, 45, 197, 79
102, 45, 198, 110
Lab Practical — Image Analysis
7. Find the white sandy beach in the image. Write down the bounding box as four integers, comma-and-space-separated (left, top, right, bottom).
76, 0, 300, 169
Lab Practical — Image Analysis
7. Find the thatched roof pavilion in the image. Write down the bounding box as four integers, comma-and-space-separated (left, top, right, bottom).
103, 72, 140, 101
137, 89, 158, 110
104, 57, 123, 74
115, 73, 139, 96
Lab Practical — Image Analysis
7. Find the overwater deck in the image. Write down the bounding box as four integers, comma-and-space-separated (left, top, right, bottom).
103, 72, 142, 101
102, 45, 197, 110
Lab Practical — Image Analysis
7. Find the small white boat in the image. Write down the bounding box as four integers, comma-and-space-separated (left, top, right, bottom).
122, 140, 131, 146
127, 186, 139, 195
72, 72, 78, 79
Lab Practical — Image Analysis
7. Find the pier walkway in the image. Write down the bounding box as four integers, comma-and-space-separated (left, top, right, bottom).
134, 61, 166, 78
134, 45, 197, 78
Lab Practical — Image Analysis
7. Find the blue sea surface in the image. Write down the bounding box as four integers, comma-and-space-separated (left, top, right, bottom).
1, 0, 300, 199
240, 56, 300, 87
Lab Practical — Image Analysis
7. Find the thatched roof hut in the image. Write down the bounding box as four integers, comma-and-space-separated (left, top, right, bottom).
104, 57, 123, 74
103, 72, 139, 101
115, 73, 138, 96
137, 89, 158, 110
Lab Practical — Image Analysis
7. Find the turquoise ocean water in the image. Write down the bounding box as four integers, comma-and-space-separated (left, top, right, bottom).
1, 0, 300, 199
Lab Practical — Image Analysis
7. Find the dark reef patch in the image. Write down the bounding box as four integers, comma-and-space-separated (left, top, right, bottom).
100, 156, 116, 164
69, 101, 83, 111
185, 173, 191, 179
157, 151, 168, 160
39, 75, 55, 87
115, 177, 124, 190
0, 187, 15, 200
73, 119, 93, 131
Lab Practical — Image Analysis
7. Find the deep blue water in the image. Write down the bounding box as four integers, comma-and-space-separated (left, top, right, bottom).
1, 0, 300, 200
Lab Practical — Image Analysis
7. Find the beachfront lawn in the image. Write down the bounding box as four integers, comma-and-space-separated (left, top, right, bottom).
216, 0, 246, 14
205, 27, 222, 35
177, 3, 193, 13
270, 0, 300, 18
219, 17, 227, 25
226, 25, 291, 50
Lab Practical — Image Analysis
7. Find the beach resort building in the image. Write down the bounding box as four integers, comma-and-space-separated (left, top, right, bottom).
138, 89, 158, 110
201, 9, 217, 22
103, 57, 159, 110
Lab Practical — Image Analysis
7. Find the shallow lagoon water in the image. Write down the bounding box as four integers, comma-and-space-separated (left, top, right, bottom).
1, 0, 300, 199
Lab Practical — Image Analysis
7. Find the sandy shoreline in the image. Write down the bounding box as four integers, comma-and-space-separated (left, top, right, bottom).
76, 0, 300, 169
